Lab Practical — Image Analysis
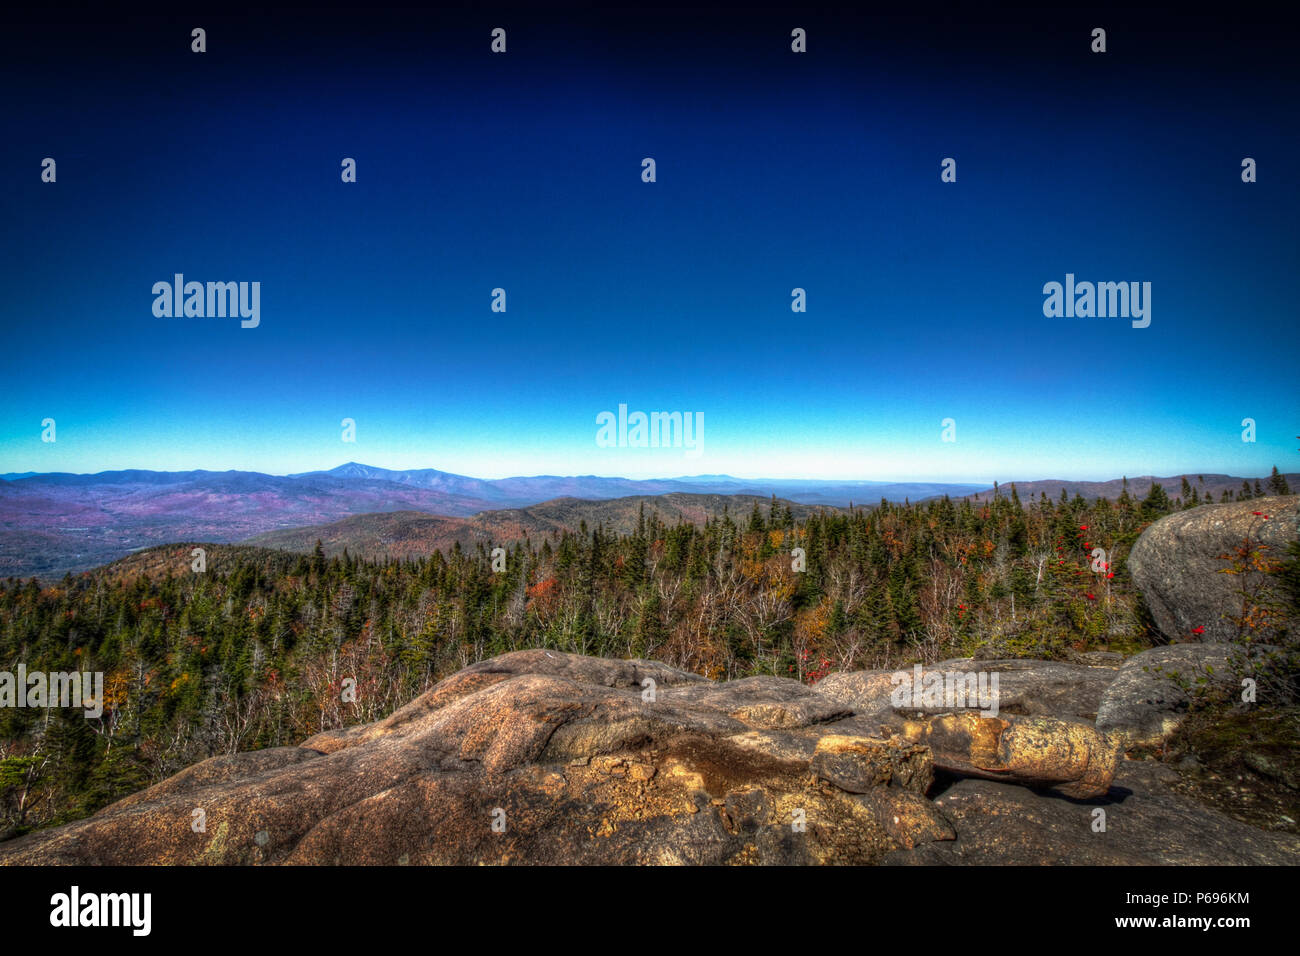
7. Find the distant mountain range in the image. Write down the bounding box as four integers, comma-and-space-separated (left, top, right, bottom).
286, 463, 982, 506
1, 462, 1292, 580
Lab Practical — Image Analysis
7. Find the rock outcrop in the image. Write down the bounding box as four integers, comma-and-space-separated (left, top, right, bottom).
1095, 644, 1241, 747
816, 659, 1122, 796
0, 651, 942, 865
2, 647, 1295, 865
886, 759, 1295, 866
817, 657, 1118, 723
895, 712, 1120, 799
1128, 496, 1299, 643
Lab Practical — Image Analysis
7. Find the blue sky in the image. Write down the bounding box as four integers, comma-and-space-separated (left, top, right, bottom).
1, 7, 1296, 481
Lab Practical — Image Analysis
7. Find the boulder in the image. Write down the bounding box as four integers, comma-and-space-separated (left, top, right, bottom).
815, 658, 1118, 723
1128, 497, 1299, 643
1096, 644, 1240, 748
893, 711, 1121, 799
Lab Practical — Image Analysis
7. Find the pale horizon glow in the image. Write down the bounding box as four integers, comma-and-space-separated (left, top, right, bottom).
1, 449, 1289, 487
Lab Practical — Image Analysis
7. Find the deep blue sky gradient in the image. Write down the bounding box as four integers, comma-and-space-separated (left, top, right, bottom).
2, 6, 1296, 480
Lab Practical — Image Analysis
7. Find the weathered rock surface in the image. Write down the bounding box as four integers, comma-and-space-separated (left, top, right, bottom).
894, 712, 1120, 799
0, 651, 939, 865
884, 760, 1300, 865
0, 647, 1293, 865
809, 733, 933, 793
814, 658, 1121, 795
1128, 496, 1299, 643
1096, 644, 1240, 748
816, 657, 1118, 723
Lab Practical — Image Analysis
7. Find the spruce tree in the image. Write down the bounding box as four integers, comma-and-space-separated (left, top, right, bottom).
1140, 482, 1172, 520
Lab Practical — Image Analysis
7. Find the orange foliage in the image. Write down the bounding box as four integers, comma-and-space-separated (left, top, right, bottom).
526, 576, 560, 614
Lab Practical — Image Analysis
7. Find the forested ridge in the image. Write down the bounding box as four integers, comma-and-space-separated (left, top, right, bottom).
2, 476, 1295, 839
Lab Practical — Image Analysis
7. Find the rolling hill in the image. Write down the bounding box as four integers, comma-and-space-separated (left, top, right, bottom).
963, 473, 1300, 504
3, 463, 1290, 580
243, 493, 831, 561
0, 465, 979, 579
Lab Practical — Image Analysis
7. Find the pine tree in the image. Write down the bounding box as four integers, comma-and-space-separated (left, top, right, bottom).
1267, 466, 1292, 496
